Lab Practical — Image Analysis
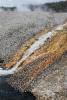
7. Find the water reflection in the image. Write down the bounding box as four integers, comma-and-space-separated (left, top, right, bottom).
0, 77, 36, 100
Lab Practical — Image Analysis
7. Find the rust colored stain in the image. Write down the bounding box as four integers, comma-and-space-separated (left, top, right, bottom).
6, 29, 67, 91
14, 31, 67, 90
3, 28, 49, 68
2, 24, 67, 85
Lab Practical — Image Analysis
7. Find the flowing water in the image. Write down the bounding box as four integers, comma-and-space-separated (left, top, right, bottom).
0, 23, 65, 99
0, 31, 53, 76
0, 31, 54, 99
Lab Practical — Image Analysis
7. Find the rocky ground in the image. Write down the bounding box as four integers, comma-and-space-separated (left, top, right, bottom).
6, 23, 67, 100
0, 11, 67, 60
0, 11, 67, 100
32, 52, 67, 100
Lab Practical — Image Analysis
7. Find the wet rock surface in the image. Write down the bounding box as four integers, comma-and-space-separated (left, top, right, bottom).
31, 52, 67, 100
0, 12, 67, 100
6, 52, 67, 100
6, 31, 67, 100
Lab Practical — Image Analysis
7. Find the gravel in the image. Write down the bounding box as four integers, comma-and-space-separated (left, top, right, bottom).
0, 11, 67, 60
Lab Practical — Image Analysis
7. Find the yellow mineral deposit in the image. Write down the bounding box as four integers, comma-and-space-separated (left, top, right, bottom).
0, 23, 67, 76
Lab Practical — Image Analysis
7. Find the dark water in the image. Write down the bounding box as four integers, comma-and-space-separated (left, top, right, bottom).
0, 77, 36, 100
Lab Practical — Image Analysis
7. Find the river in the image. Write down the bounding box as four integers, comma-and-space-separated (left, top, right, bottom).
0, 76, 36, 100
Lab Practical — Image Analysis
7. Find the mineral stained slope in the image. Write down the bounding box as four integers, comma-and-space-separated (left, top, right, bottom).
6, 23, 67, 100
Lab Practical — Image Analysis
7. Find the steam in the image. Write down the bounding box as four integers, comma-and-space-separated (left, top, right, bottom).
0, 0, 65, 11
0, 0, 64, 6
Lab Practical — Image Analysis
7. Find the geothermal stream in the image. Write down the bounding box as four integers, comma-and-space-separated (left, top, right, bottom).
0, 24, 65, 76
